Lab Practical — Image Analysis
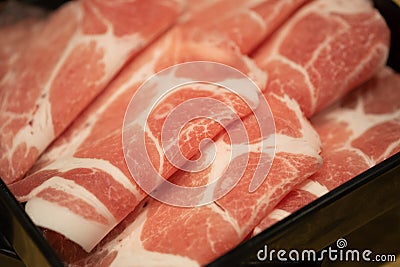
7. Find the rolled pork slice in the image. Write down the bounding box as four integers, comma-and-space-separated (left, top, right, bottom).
66, 0, 394, 263
253, 0, 390, 117
253, 67, 400, 234
9, 0, 308, 253
8, 26, 266, 252
0, 0, 183, 184
45, 92, 322, 267
180, 0, 311, 54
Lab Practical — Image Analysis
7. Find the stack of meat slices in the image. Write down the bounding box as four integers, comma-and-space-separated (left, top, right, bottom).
0, 0, 184, 184
1, 0, 398, 266
7, 0, 309, 255
253, 66, 400, 235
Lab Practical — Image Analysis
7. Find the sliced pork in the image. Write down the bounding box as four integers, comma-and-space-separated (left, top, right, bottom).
253, 67, 400, 234
5, 0, 393, 265
253, 0, 390, 117
8, 27, 266, 252
8, 0, 307, 253
62, 1, 395, 264
180, 0, 310, 54
51, 93, 321, 267
0, 0, 183, 184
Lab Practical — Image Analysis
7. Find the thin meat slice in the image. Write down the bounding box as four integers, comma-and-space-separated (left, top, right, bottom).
8, 0, 309, 253
253, 0, 390, 117
0, 0, 183, 184
9, 25, 267, 252
253, 67, 400, 234
58, 94, 321, 267
72, 1, 392, 263
180, 0, 310, 54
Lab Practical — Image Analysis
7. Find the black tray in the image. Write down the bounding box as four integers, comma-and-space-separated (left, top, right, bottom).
1, 0, 399, 266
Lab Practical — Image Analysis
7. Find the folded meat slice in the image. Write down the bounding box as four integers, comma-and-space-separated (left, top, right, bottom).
53, 94, 321, 267
0, 0, 183, 184
180, 0, 310, 54
253, 0, 390, 117
9, 26, 267, 252
68, 1, 393, 264
253, 67, 400, 234
9, 0, 308, 253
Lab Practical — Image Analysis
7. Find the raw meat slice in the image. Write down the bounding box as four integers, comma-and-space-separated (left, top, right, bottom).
0, 0, 183, 184
180, 0, 310, 54
253, 67, 400, 234
55, 93, 321, 267
64, 0, 393, 262
253, 0, 390, 117
9, 26, 267, 252
9, 0, 308, 252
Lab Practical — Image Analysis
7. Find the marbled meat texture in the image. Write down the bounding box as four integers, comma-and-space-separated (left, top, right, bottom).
44, 93, 322, 267
0, 0, 182, 184
253, 67, 400, 234
8, 0, 307, 253
253, 0, 390, 117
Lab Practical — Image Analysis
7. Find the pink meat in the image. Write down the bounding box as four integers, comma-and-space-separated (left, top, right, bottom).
8, 27, 266, 252
9, 0, 307, 253
180, 0, 310, 54
0, 0, 183, 184
57, 1, 394, 264
253, 0, 390, 117
54, 93, 321, 267
253, 67, 400, 234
